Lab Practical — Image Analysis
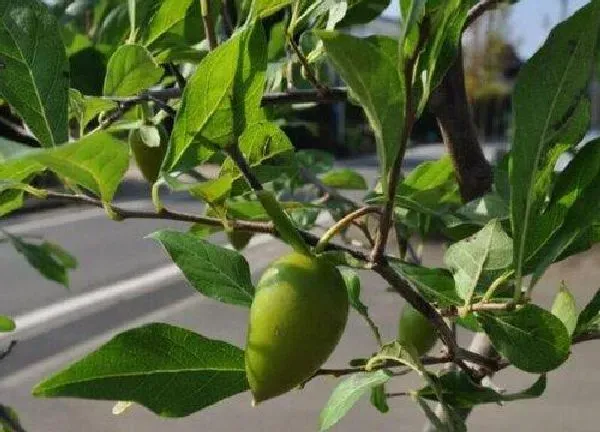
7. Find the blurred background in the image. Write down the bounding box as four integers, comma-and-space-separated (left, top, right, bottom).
1, 1, 599, 431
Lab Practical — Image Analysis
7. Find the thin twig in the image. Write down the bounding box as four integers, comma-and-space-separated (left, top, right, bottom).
288, 38, 328, 96
370, 21, 429, 263
439, 301, 523, 317
168, 63, 186, 90
226, 145, 263, 191
299, 167, 357, 207
200, 0, 217, 50
221, 0, 234, 37
464, 0, 504, 30
386, 392, 410, 398
315, 206, 381, 253
572, 331, 600, 344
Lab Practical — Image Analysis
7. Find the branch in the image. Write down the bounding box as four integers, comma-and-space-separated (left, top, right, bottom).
373, 262, 496, 375
370, 21, 429, 262
439, 301, 524, 317
464, 0, 504, 31
36, 190, 371, 262
200, 0, 217, 50
289, 38, 329, 96
573, 331, 600, 344
225, 144, 263, 191
100, 88, 349, 129
0, 340, 16, 361
429, 47, 493, 202
315, 206, 381, 253
314, 354, 474, 378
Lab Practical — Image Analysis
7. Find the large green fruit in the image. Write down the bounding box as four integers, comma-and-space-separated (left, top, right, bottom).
397, 304, 438, 356
129, 126, 167, 183
245, 252, 349, 404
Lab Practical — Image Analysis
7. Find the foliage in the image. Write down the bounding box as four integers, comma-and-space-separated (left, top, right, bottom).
1, 0, 600, 430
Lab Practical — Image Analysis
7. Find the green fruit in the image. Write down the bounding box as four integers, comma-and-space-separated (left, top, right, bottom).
129, 126, 167, 183
397, 304, 438, 356
245, 252, 349, 404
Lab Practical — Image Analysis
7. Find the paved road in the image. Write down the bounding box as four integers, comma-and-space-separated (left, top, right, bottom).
1, 147, 599, 431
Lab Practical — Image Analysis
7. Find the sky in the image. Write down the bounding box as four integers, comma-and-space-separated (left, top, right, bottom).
384, 0, 590, 58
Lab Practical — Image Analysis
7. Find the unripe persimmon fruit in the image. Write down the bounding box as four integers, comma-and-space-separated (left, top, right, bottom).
397, 304, 438, 356
245, 252, 349, 404
129, 126, 167, 183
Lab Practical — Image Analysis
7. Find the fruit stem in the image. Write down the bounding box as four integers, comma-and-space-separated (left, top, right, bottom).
315, 206, 381, 254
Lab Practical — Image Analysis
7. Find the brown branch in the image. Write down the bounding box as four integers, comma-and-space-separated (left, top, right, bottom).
429, 47, 493, 202
200, 0, 217, 50
314, 353, 488, 378
289, 38, 329, 96
370, 20, 430, 263
100, 88, 349, 130
36, 191, 371, 262
372, 262, 496, 375
225, 145, 264, 191
464, 0, 504, 30
573, 331, 600, 344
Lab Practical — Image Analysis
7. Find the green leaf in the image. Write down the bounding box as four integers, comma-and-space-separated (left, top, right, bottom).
340, 268, 367, 316
551, 283, 577, 337
220, 122, 293, 179
35, 131, 129, 202
103, 44, 163, 96
574, 288, 600, 336
3, 232, 75, 287
369, 384, 389, 413
389, 259, 462, 307
412, 0, 472, 114
340, 268, 382, 343
0, 315, 15, 332
527, 140, 600, 284
69, 89, 117, 133
477, 304, 570, 373
444, 220, 513, 303
318, 32, 405, 192
252, 0, 293, 18
190, 174, 234, 208
399, 0, 426, 60
150, 230, 255, 307
444, 193, 509, 229
33, 323, 248, 417
296, 149, 334, 174
319, 370, 391, 431
320, 168, 367, 190
163, 22, 267, 173
0, 152, 43, 216
0, 0, 69, 147
0, 405, 24, 432
418, 371, 546, 408
511, 1, 600, 284
366, 340, 424, 375
143, 0, 196, 46
339, 0, 391, 27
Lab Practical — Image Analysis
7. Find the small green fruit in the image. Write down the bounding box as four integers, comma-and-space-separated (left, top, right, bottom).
129, 126, 167, 183
245, 252, 349, 404
397, 304, 438, 356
